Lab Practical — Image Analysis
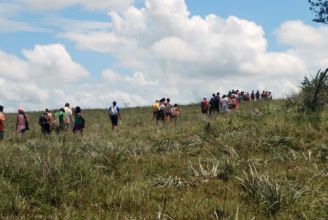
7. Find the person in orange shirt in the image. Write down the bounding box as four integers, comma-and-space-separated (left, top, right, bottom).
0, 105, 5, 141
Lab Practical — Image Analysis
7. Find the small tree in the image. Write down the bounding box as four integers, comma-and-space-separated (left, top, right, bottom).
309, 0, 328, 24
300, 69, 328, 112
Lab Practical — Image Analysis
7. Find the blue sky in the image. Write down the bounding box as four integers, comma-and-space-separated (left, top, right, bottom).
0, 0, 327, 110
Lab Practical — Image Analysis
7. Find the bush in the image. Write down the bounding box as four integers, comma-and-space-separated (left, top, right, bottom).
300, 69, 328, 112
237, 165, 281, 215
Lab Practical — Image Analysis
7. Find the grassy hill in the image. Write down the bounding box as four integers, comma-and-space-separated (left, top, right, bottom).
0, 100, 328, 219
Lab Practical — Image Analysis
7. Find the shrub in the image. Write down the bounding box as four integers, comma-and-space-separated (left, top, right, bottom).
236, 165, 281, 215
300, 69, 328, 112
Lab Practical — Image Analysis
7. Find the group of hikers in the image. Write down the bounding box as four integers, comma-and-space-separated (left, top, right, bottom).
0, 90, 272, 141
0, 103, 85, 139
0, 101, 123, 141
152, 98, 180, 123
201, 90, 272, 115
37, 103, 85, 135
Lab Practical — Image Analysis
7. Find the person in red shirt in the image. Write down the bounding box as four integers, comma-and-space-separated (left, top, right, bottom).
0, 105, 5, 141
201, 97, 209, 115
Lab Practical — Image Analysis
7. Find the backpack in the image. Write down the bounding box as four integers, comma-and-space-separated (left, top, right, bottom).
39, 114, 47, 126
152, 103, 160, 112
109, 106, 119, 116
165, 103, 173, 112
209, 98, 215, 106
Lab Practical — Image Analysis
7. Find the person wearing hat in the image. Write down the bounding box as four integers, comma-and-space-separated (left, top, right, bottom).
16, 107, 29, 134
0, 105, 5, 141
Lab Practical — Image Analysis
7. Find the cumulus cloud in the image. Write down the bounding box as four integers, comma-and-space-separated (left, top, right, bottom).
2, 0, 328, 111
0, 44, 89, 84
0, 44, 159, 111
21, 44, 89, 83
0, 44, 90, 111
276, 20, 328, 70
59, 0, 318, 103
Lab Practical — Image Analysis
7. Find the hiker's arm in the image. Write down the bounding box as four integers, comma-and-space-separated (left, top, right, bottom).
69, 114, 73, 124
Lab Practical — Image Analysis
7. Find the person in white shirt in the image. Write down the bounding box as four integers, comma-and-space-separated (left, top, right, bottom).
64, 103, 73, 130
221, 95, 229, 113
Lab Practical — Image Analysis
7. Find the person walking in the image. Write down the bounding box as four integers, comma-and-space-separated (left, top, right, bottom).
171, 104, 180, 123
55, 108, 66, 134
16, 107, 29, 134
0, 105, 5, 141
201, 97, 209, 115
256, 90, 260, 101
155, 99, 166, 124
109, 101, 121, 130
221, 95, 229, 113
64, 103, 73, 130
251, 90, 255, 101
73, 106, 85, 134
215, 93, 221, 112
209, 94, 216, 116
39, 111, 51, 134
165, 98, 173, 121
152, 100, 160, 121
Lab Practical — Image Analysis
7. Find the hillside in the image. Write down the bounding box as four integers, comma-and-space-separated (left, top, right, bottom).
0, 100, 327, 219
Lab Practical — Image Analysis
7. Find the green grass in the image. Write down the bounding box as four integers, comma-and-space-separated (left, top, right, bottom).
0, 100, 328, 219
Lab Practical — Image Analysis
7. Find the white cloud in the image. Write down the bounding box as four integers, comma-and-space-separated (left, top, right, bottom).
23, 0, 134, 11
276, 20, 328, 71
102, 69, 124, 81
2, 0, 328, 111
21, 44, 89, 83
125, 72, 158, 85
59, 0, 315, 102
0, 2, 49, 33
57, 31, 121, 53
102, 69, 158, 86
0, 17, 49, 33
47, 18, 112, 31
0, 44, 91, 111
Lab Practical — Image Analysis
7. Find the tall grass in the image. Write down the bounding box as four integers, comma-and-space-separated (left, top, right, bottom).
0, 101, 327, 219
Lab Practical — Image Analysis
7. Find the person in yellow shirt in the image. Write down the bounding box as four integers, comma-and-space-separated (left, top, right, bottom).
0, 105, 5, 141
152, 100, 160, 121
